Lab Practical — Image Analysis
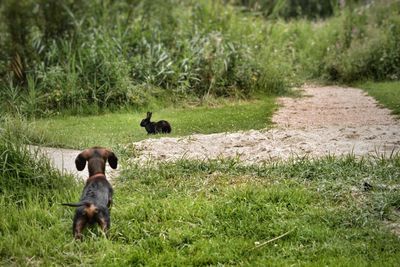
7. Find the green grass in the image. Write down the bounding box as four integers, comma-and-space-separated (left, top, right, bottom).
30, 96, 276, 149
357, 81, 400, 117
2, 152, 400, 266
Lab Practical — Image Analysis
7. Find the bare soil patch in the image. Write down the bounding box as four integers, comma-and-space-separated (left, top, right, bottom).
133, 85, 400, 163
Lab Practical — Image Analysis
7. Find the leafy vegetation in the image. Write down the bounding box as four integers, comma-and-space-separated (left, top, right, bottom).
231, 0, 342, 19
260, 1, 400, 83
357, 81, 400, 116
319, 3, 400, 83
0, 0, 289, 117
1, 0, 398, 117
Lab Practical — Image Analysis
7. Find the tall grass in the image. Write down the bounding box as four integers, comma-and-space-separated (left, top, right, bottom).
320, 2, 400, 82
231, 0, 341, 19
0, 0, 398, 117
0, 117, 77, 200
0, 0, 290, 117
250, 1, 400, 84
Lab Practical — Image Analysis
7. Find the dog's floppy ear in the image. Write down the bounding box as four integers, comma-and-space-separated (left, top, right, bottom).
107, 151, 118, 169
75, 150, 90, 171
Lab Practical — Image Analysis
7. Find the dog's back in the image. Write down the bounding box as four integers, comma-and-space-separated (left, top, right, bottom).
81, 174, 113, 209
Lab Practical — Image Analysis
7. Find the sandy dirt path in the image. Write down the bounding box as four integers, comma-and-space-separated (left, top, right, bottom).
133, 85, 400, 164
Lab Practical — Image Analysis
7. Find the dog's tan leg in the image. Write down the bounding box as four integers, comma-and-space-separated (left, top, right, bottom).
73, 217, 87, 240
98, 217, 108, 231
98, 215, 110, 238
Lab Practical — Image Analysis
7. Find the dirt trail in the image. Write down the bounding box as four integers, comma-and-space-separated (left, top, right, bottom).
133, 85, 400, 163
274, 85, 397, 128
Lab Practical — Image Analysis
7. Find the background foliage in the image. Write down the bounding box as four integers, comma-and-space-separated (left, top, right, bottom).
0, 0, 288, 116
0, 0, 399, 117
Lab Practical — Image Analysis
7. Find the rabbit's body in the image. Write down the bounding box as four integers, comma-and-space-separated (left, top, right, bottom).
140, 112, 171, 134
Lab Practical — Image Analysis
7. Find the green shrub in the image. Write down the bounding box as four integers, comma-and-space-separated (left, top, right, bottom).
231, 0, 340, 19
1, 0, 398, 117
321, 2, 400, 82
0, 0, 291, 117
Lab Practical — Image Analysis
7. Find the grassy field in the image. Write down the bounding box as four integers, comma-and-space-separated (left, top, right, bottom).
30, 96, 276, 149
28, 79, 400, 150
357, 81, 400, 117
1, 147, 400, 265
4, 89, 398, 264
2, 83, 400, 265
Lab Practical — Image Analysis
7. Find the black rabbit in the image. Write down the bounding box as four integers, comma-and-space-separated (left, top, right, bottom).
140, 111, 172, 134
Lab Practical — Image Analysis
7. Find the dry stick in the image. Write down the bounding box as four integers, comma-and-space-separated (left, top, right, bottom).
251, 228, 296, 250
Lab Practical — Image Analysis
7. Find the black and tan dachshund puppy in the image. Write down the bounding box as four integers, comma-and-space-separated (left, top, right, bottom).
140, 111, 172, 134
62, 147, 118, 240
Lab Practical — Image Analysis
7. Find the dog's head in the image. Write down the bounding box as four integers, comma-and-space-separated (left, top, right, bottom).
75, 147, 118, 176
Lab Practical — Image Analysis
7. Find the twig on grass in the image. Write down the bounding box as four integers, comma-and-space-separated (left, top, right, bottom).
251, 228, 296, 250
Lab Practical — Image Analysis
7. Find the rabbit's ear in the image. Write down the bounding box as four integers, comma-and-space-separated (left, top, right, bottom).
147, 112, 152, 119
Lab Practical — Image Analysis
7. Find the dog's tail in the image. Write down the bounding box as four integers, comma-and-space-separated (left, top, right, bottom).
61, 201, 91, 207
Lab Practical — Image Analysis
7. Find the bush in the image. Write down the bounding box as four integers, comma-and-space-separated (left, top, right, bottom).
321, 2, 400, 82
231, 0, 339, 19
1, 0, 398, 117
0, 0, 291, 117
261, 1, 400, 83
